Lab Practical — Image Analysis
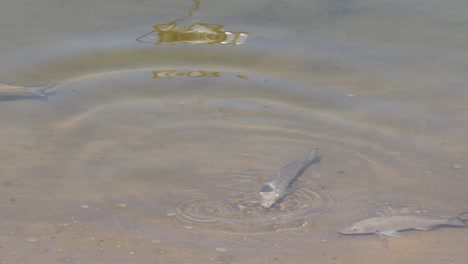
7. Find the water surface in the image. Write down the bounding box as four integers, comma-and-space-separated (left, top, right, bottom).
1, 0, 468, 263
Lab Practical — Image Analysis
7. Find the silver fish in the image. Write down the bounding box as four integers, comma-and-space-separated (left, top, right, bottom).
259, 148, 320, 209
0, 82, 56, 99
339, 212, 468, 237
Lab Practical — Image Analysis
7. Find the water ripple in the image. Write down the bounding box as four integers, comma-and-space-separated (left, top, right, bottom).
171, 178, 339, 234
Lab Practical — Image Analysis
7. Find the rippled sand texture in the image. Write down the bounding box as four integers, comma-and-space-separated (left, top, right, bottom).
1, 0, 468, 263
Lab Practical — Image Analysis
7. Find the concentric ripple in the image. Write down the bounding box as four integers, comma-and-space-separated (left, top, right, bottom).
36, 68, 436, 238
171, 179, 338, 234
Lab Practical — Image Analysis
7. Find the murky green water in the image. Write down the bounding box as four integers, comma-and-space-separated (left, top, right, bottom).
1, 0, 468, 263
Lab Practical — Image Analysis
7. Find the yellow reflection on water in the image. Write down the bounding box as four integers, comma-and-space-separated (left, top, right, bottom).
151, 69, 249, 80
136, 0, 249, 45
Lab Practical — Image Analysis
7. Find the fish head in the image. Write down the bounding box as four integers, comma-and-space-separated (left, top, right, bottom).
339, 222, 377, 235
259, 183, 279, 209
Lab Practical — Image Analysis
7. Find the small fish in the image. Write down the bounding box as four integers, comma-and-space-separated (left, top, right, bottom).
339, 212, 468, 237
0, 82, 56, 99
259, 148, 320, 209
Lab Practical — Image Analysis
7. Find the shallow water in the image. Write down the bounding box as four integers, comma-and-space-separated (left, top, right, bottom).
1, 0, 468, 263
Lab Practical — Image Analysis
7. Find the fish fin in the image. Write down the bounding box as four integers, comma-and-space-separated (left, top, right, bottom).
375, 231, 384, 239
381, 230, 402, 237
367, 204, 377, 218
457, 212, 468, 222
293, 149, 320, 180
25, 83, 56, 97
306, 148, 320, 162
376, 232, 389, 248
414, 226, 436, 231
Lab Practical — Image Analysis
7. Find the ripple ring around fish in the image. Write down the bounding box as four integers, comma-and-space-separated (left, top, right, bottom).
171, 181, 339, 234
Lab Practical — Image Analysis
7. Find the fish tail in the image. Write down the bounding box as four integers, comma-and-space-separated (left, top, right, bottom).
448, 216, 466, 227
25, 83, 56, 97
457, 211, 468, 222
306, 148, 320, 163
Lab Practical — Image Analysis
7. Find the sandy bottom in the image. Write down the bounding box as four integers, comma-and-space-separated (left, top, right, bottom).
1, 0, 468, 263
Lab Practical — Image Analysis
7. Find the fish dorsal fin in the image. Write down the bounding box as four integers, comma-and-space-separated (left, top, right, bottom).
367, 204, 377, 217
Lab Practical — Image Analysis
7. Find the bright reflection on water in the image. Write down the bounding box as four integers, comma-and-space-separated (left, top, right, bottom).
1, 0, 468, 263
